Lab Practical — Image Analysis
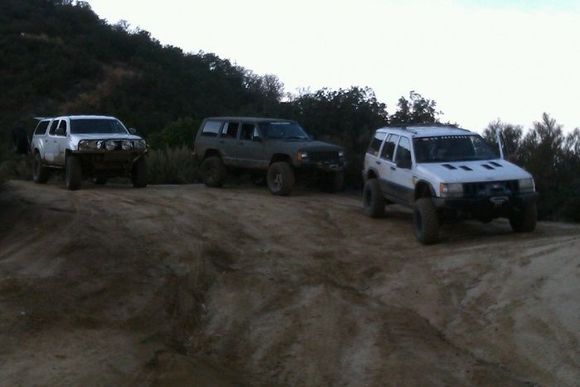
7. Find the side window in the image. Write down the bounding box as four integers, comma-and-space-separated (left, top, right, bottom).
221, 122, 239, 139
49, 120, 60, 135
34, 120, 50, 135
367, 132, 386, 156
55, 120, 67, 136
240, 123, 256, 141
201, 120, 222, 137
394, 137, 412, 167
380, 134, 399, 161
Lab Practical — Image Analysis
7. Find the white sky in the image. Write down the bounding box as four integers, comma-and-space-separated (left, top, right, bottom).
86, 0, 580, 132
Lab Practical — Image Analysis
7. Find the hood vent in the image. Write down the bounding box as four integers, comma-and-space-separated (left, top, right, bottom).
459, 165, 473, 171
481, 164, 494, 170
490, 161, 503, 167
442, 164, 457, 170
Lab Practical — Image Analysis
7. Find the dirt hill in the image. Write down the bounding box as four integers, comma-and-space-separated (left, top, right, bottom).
0, 181, 578, 386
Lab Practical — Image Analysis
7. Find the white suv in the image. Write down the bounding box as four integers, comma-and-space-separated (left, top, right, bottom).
30, 115, 148, 190
362, 125, 538, 244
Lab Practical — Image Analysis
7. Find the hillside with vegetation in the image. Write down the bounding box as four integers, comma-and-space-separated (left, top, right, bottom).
0, 0, 579, 221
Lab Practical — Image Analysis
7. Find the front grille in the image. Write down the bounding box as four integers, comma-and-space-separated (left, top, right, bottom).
463, 180, 519, 197
308, 151, 339, 162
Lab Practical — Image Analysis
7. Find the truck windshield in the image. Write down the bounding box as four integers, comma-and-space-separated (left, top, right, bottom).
259, 122, 310, 140
70, 119, 128, 134
413, 135, 499, 163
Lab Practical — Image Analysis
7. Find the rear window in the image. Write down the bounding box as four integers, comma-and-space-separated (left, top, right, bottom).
201, 120, 222, 137
367, 132, 386, 156
34, 120, 50, 135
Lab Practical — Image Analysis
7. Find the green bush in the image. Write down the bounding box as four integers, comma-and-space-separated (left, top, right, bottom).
147, 146, 200, 185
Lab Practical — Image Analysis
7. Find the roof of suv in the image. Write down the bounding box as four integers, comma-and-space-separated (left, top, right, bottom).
204, 116, 295, 123
377, 125, 474, 138
36, 115, 118, 121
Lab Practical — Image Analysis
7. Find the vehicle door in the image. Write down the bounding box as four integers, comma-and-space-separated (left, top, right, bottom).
376, 134, 399, 200
32, 120, 51, 155
218, 121, 241, 166
236, 122, 268, 169
52, 119, 69, 165
44, 119, 62, 164
390, 136, 415, 206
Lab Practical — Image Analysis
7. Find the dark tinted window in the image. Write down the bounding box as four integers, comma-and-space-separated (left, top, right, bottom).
34, 120, 50, 135
367, 132, 386, 156
413, 135, 498, 163
201, 120, 222, 137
221, 122, 239, 139
380, 134, 399, 161
49, 120, 60, 135
395, 137, 412, 165
70, 119, 127, 134
259, 122, 309, 140
240, 123, 256, 141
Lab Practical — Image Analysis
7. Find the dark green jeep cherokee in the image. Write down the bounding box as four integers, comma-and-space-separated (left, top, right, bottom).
193, 117, 345, 195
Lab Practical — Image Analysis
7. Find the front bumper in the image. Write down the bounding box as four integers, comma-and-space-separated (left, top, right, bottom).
433, 192, 538, 218
298, 159, 345, 172
71, 150, 146, 173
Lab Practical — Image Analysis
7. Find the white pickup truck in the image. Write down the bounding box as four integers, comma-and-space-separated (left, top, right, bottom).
30, 115, 147, 190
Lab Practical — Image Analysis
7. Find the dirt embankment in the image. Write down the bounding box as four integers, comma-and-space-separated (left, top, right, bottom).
0, 181, 579, 386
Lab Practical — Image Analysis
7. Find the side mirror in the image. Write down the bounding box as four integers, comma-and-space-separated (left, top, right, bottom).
55, 127, 66, 136
396, 158, 412, 169
129, 128, 137, 135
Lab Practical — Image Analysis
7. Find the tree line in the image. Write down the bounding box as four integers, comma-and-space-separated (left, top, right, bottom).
0, 0, 578, 222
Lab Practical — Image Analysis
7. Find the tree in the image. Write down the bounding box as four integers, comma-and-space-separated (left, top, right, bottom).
482, 119, 524, 163
390, 91, 441, 125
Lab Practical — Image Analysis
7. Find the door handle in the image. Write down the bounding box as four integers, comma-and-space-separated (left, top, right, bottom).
375, 160, 381, 165
390, 166, 396, 171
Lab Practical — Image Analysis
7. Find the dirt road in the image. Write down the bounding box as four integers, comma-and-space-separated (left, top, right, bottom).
0, 181, 578, 386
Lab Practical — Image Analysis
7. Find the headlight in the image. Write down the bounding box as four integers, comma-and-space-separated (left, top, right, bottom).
518, 178, 535, 193
338, 150, 345, 158
440, 183, 463, 198
133, 139, 147, 150
296, 151, 308, 161
78, 140, 100, 151
121, 140, 133, 151
105, 140, 117, 151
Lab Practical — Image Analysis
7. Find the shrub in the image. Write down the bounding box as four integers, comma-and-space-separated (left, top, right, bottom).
147, 146, 200, 185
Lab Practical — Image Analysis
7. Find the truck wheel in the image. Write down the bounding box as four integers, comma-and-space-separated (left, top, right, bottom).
32, 152, 49, 184
363, 179, 385, 218
414, 198, 439, 244
201, 156, 226, 187
65, 155, 82, 191
267, 162, 295, 196
132, 157, 147, 188
509, 203, 537, 232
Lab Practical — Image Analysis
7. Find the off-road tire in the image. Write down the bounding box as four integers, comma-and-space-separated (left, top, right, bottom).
94, 176, 107, 185
414, 198, 439, 244
132, 157, 147, 188
32, 152, 49, 184
509, 203, 537, 233
363, 179, 385, 218
65, 155, 82, 191
201, 156, 226, 188
267, 162, 295, 196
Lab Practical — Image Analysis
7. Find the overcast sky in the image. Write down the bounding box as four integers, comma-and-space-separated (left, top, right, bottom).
86, 0, 579, 132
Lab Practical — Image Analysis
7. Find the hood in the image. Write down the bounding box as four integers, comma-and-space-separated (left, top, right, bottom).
69, 133, 144, 143
266, 139, 342, 153
416, 159, 532, 184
